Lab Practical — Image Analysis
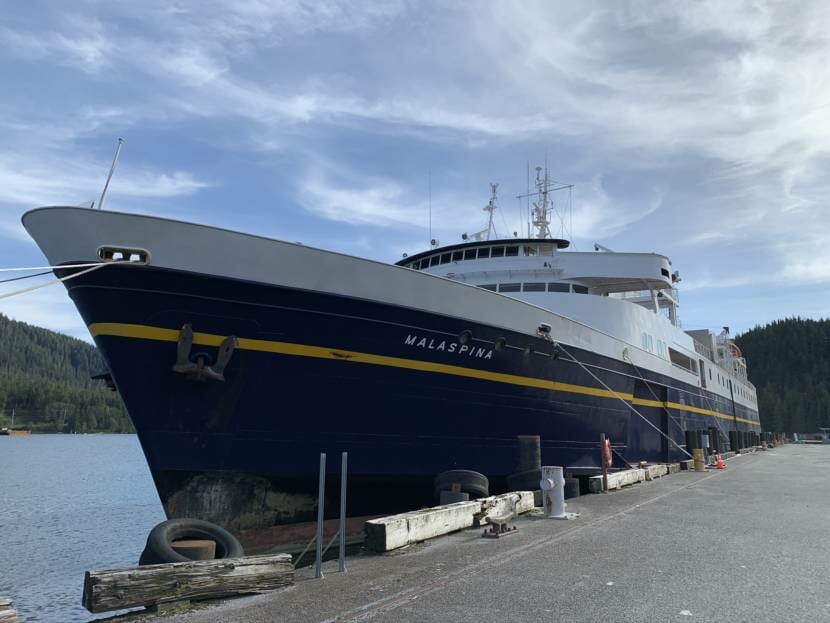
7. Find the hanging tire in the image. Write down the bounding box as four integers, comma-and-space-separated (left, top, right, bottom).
506, 468, 542, 492
433, 469, 489, 500
138, 518, 244, 566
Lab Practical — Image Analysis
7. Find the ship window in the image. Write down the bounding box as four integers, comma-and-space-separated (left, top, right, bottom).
709, 368, 712, 380
524, 245, 538, 256
539, 244, 554, 256
661, 268, 670, 278
429, 255, 439, 267
669, 347, 696, 374
505, 246, 519, 256
451, 251, 463, 262
439, 253, 451, 264
477, 247, 490, 259
464, 249, 477, 260
411, 260, 420, 270
523, 282, 546, 292
548, 282, 569, 292
491, 246, 505, 257
480, 284, 497, 291
573, 285, 589, 294
498, 283, 521, 292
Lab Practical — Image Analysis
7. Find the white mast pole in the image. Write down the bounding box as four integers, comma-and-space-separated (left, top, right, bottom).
97, 138, 124, 211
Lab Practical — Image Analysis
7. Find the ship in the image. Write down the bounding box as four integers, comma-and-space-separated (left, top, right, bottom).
22, 166, 761, 541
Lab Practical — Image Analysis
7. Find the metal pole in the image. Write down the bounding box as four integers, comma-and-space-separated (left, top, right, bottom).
97, 137, 124, 211
600, 433, 608, 492
315, 453, 326, 579
338, 452, 348, 573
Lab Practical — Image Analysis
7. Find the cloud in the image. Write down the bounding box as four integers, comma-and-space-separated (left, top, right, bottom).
3, 0, 830, 338
0, 18, 114, 74
0, 156, 207, 210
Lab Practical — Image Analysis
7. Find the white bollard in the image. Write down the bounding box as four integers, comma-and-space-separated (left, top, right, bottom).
540, 466, 579, 520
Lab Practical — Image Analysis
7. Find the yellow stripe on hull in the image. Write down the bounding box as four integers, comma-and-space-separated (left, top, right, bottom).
89, 322, 758, 426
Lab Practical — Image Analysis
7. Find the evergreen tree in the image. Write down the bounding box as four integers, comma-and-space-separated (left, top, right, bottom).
0, 313, 132, 432
737, 317, 830, 434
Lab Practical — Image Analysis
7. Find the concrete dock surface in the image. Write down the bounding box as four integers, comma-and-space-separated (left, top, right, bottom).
153, 445, 830, 623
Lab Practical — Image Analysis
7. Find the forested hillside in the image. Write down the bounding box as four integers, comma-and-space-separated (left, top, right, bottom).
737, 317, 830, 434
0, 313, 132, 432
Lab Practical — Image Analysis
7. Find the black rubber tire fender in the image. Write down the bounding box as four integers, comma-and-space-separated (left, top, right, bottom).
138, 518, 244, 566
506, 468, 542, 492
433, 469, 489, 500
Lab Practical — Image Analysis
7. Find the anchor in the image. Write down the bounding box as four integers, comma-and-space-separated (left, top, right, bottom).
172, 323, 237, 382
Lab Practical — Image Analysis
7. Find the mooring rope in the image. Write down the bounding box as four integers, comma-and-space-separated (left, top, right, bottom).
0, 262, 110, 272
622, 350, 693, 437
556, 342, 694, 460
0, 270, 52, 284
0, 263, 110, 301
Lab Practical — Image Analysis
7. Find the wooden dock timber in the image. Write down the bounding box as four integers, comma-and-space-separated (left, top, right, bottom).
0, 598, 18, 623
82, 554, 293, 614
365, 491, 535, 553
589, 463, 674, 492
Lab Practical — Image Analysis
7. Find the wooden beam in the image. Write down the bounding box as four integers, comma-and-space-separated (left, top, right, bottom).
82, 554, 293, 614
365, 501, 483, 552
588, 468, 646, 493
365, 491, 538, 553
0, 598, 18, 623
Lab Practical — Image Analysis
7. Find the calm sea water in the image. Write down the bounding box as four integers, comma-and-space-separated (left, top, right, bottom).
0, 435, 166, 623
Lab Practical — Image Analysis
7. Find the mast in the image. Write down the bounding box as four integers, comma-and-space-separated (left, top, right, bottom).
484, 183, 497, 241
531, 167, 552, 239
462, 183, 500, 242
516, 164, 575, 240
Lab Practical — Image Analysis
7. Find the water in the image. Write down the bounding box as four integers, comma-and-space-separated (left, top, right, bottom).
0, 435, 166, 622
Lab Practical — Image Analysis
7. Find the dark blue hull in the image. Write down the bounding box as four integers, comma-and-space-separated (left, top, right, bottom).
62, 264, 760, 533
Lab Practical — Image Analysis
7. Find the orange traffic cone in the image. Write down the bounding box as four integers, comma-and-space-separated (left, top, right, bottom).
716, 454, 725, 470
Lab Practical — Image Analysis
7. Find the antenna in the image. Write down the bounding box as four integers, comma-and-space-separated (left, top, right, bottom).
97, 137, 124, 211
428, 170, 432, 247
462, 183, 500, 242
516, 163, 574, 240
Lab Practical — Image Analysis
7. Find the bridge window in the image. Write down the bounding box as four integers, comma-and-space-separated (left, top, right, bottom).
524, 245, 538, 256
572, 285, 589, 294
505, 246, 519, 256
464, 249, 477, 260
491, 246, 505, 257
498, 283, 521, 292
479, 284, 497, 291
439, 253, 450, 264
523, 282, 546, 292
477, 247, 490, 259
429, 255, 439, 267
548, 283, 569, 292
451, 251, 463, 262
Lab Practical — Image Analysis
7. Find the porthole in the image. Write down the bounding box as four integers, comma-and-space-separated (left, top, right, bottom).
459, 330, 472, 345
524, 344, 534, 358
494, 337, 507, 352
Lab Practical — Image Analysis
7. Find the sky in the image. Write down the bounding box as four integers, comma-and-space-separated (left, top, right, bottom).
1, 0, 829, 341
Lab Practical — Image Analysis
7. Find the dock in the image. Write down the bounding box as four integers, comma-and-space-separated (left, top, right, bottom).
136, 444, 828, 623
